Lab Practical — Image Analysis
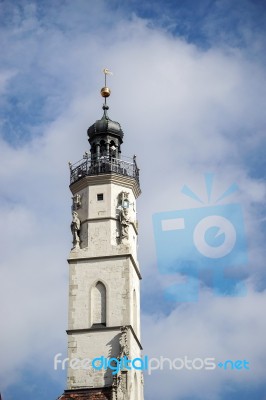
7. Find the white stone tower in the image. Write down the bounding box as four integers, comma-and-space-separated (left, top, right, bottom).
59, 71, 143, 400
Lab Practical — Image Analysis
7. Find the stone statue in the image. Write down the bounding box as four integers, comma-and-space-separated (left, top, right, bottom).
72, 193, 81, 210
119, 326, 129, 358
112, 327, 130, 400
112, 372, 128, 400
71, 211, 81, 249
119, 208, 130, 242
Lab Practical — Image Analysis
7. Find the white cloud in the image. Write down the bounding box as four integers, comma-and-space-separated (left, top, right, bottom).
142, 285, 266, 400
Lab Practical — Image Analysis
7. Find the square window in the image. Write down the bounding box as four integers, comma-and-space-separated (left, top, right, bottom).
97, 193, 104, 201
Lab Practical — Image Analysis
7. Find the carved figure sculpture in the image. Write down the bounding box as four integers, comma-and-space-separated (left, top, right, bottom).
71, 211, 81, 249
119, 326, 130, 358
72, 193, 81, 210
120, 208, 130, 241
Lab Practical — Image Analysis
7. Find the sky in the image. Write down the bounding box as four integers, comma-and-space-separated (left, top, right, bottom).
0, 0, 266, 399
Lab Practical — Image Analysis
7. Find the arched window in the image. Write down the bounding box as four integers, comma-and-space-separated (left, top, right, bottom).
91, 143, 96, 160
92, 281, 106, 325
100, 140, 106, 156
109, 140, 117, 159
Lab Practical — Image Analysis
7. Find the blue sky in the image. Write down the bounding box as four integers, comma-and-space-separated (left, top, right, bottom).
0, 1, 266, 399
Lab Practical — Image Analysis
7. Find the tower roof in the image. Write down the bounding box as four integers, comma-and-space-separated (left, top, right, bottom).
87, 104, 124, 141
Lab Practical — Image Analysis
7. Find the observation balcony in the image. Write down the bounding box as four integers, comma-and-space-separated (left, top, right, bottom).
69, 154, 140, 186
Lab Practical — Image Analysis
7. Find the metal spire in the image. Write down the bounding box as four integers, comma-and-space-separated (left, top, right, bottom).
101, 68, 113, 105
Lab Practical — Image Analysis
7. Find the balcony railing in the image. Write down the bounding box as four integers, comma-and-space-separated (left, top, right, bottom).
69, 155, 140, 185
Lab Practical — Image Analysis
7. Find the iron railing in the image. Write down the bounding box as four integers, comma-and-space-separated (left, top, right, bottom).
69, 155, 140, 185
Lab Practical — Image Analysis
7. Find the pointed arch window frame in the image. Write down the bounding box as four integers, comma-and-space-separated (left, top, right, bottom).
90, 280, 109, 327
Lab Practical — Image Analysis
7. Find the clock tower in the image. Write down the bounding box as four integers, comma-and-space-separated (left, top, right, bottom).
58, 71, 144, 400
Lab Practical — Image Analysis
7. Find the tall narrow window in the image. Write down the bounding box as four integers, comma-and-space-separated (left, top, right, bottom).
133, 373, 138, 400
133, 289, 137, 334
92, 281, 106, 325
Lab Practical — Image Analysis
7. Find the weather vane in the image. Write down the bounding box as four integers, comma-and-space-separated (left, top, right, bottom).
101, 68, 113, 104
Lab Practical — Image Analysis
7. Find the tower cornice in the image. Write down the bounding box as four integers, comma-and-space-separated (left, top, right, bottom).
66, 325, 143, 350
67, 253, 142, 280
70, 172, 141, 199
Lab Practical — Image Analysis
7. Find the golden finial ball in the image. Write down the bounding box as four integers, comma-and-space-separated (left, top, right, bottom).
101, 87, 111, 98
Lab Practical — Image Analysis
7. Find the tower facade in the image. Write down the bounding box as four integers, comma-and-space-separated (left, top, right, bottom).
59, 74, 143, 400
